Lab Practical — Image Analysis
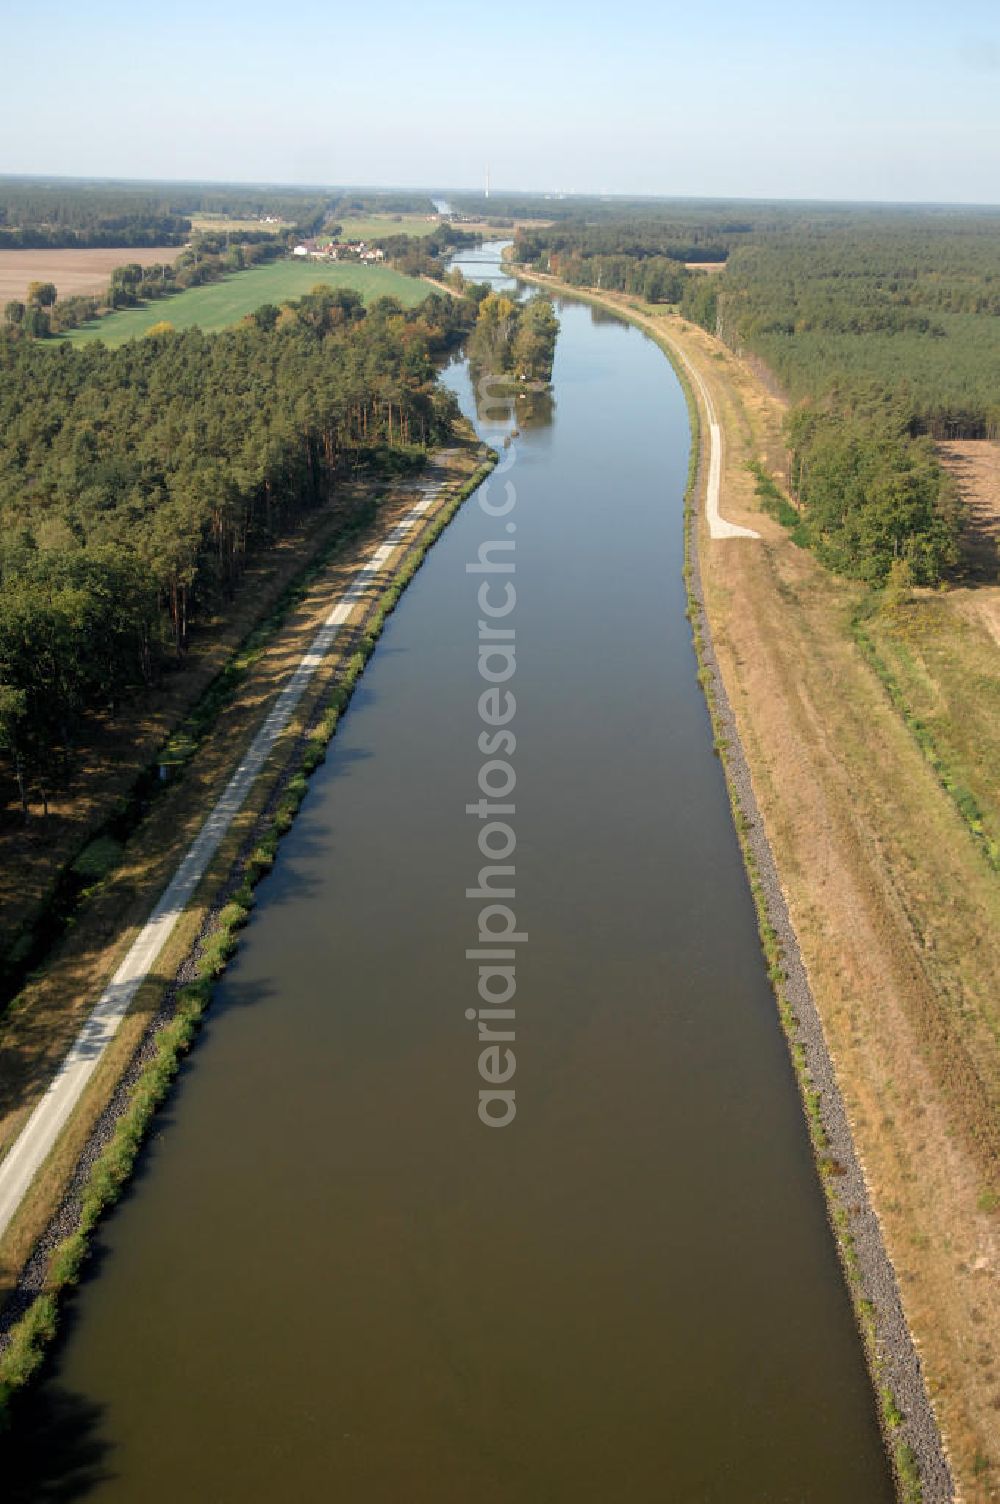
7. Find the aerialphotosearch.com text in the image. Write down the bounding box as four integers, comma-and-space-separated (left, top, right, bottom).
465, 384, 523, 1128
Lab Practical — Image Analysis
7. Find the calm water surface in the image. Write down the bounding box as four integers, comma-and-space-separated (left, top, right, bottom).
7, 252, 894, 1501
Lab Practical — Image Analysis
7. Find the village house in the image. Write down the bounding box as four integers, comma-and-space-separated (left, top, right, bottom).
291, 239, 386, 264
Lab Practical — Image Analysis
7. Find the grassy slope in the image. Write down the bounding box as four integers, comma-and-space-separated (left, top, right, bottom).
64, 259, 432, 345
864, 597, 1000, 866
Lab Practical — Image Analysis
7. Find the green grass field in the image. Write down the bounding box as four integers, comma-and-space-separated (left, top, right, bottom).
189, 215, 292, 234
336, 214, 440, 241
65, 259, 433, 346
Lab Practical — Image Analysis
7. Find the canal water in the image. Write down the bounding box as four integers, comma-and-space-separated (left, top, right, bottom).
6, 250, 894, 1501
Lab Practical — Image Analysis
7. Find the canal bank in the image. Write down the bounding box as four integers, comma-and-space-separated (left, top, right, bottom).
5, 277, 898, 1502
0, 438, 497, 1404
511, 263, 953, 1500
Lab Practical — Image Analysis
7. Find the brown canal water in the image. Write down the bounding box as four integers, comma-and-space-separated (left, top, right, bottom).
6, 253, 895, 1502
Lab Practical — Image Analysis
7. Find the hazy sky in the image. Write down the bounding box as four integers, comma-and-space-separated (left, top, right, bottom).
5, 0, 999, 203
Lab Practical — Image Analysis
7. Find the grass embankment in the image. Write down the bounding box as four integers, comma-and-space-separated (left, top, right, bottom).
515, 263, 998, 1501
678, 372, 926, 1502
632, 297, 927, 1499
0, 443, 495, 1364
0, 441, 497, 1415
63, 258, 432, 345
682, 346, 999, 1502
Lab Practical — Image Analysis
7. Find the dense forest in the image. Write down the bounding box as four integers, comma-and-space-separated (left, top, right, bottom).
516, 204, 1000, 582
719, 219, 1000, 436
0, 285, 477, 814
332, 191, 436, 217
451, 191, 785, 228
0, 183, 192, 248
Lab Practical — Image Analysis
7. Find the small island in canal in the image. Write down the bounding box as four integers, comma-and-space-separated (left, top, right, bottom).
467, 288, 559, 389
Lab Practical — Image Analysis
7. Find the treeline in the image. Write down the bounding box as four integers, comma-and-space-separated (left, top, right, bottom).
332, 192, 436, 217
450, 191, 783, 229
0, 286, 477, 814
512, 218, 745, 307
467, 292, 559, 384
782, 401, 963, 584
548, 251, 689, 304
0, 217, 191, 250
0, 183, 191, 246
0, 178, 373, 250
0, 183, 192, 234
517, 221, 731, 266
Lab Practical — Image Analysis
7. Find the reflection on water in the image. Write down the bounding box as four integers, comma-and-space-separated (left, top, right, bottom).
464, 372, 555, 432
5, 282, 895, 1503
452, 242, 556, 431
589, 301, 630, 327
509, 385, 554, 428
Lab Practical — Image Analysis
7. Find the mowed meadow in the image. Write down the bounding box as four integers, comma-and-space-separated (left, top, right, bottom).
64, 259, 434, 345
336, 213, 441, 241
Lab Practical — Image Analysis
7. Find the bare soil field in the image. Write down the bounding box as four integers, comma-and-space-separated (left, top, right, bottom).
0, 247, 177, 303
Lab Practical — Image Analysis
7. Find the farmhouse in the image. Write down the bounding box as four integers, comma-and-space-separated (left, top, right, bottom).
300, 241, 388, 264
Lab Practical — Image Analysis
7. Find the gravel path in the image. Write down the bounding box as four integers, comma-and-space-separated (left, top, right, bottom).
669, 341, 759, 540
